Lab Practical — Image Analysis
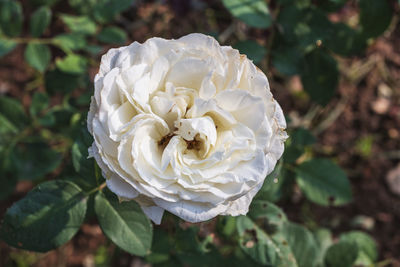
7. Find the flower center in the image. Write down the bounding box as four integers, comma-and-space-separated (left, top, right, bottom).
157, 116, 217, 159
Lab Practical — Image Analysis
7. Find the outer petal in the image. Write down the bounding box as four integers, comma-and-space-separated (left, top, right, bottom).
106, 174, 139, 199
141, 206, 164, 225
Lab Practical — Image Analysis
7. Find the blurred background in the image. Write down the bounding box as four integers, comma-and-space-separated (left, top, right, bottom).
0, 0, 399, 266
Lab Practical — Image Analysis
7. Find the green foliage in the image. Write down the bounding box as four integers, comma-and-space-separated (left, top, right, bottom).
324, 241, 358, 267
31, 0, 60, 7
45, 69, 82, 94
222, 0, 272, 29
236, 216, 297, 266
53, 33, 87, 51
355, 135, 374, 158
295, 158, 352, 206
60, 14, 97, 35
94, 191, 153, 256
0, 151, 18, 201
91, 0, 136, 23
97, 26, 127, 44
283, 222, 319, 267
284, 127, 316, 163
272, 45, 302, 76
11, 142, 62, 180
0, 38, 16, 58
315, 0, 347, 12
300, 49, 339, 106
30, 92, 50, 117
0, 96, 29, 129
248, 200, 287, 227
233, 40, 266, 64
30, 6, 52, 37
24, 43, 51, 72
313, 228, 333, 265
0, 0, 23, 37
257, 163, 295, 202
359, 0, 393, 38
325, 23, 365, 56
0, 180, 87, 252
56, 54, 88, 74
340, 231, 378, 265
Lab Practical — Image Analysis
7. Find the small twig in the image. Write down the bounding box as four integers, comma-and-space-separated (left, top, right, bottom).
265, 6, 280, 68
219, 22, 236, 44
86, 182, 107, 196
303, 104, 322, 127
10, 37, 56, 45
342, 55, 378, 84
312, 97, 349, 135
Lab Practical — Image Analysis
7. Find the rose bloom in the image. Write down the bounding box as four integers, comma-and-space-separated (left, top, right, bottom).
88, 33, 287, 224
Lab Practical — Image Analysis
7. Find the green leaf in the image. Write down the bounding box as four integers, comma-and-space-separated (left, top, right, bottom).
315, 0, 347, 12
325, 23, 366, 56
277, 6, 333, 49
222, 0, 272, 29
68, 0, 98, 14
11, 142, 62, 180
45, 69, 81, 94
93, 0, 134, 23
31, 0, 60, 7
236, 216, 297, 266
291, 128, 316, 146
94, 191, 153, 256
97, 26, 127, 44
84, 44, 103, 55
24, 43, 51, 73
359, 0, 392, 38
295, 158, 352, 206
300, 49, 339, 105
70, 123, 97, 191
283, 145, 304, 164
145, 229, 172, 264
173, 226, 224, 266
30, 6, 52, 37
30, 92, 49, 117
53, 33, 87, 51
0, 114, 18, 135
283, 223, 319, 267
277, 0, 311, 7
324, 241, 358, 267
0, 96, 28, 129
314, 228, 333, 266
272, 44, 303, 75
37, 111, 56, 127
283, 127, 315, 163
340, 231, 378, 265
248, 201, 288, 232
218, 216, 237, 237
0, 38, 16, 58
60, 14, 97, 35
0, 147, 17, 200
0, 180, 87, 252
0, 172, 17, 200
233, 40, 266, 64
257, 162, 295, 202
56, 54, 87, 74
0, 0, 23, 37
277, 5, 305, 44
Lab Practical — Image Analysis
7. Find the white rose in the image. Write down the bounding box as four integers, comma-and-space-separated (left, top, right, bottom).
87, 33, 288, 224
